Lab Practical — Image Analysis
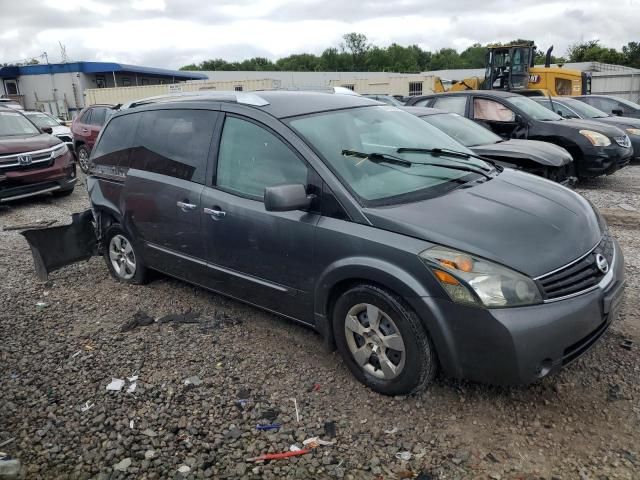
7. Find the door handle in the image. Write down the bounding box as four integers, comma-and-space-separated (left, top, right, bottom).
203, 207, 226, 218
177, 200, 197, 211
82, 128, 88, 133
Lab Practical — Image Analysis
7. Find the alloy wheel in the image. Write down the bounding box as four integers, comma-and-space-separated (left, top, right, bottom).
109, 234, 136, 280
344, 303, 406, 379
77, 148, 90, 172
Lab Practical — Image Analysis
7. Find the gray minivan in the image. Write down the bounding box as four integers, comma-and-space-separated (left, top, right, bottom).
23, 92, 626, 395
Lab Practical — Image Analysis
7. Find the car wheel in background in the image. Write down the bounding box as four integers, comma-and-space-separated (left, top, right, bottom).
76, 145, 91, 174
103, 225, 149, 284
332, 284, 437, 395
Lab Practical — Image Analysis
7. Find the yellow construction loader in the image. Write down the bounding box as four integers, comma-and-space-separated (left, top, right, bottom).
435, 42, 591, 97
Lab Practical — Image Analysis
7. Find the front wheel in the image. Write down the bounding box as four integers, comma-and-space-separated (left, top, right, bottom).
76, 145, 91, 174
103, 225, 149, 284
332, 284, 437, 395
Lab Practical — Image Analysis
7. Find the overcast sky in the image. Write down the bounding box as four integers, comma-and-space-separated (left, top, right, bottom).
1, 0, 638, 70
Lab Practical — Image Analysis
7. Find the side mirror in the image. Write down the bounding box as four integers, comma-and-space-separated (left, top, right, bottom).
514, 114, 526, 125
556, 110, 564, 117
41, 126, 53, 134
264, 184, 312, 212
612, 109, 623, 116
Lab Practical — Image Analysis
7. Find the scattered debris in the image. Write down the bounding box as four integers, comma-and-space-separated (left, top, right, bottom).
70, 350, 81, 359
324, 421, 336, 438
80, 401, 94, 413
384, 427, 398, 435
302, 436, 335, 448
113, 458, 132, 472
106, 378, 125, 392
183, 376, 203, 387
120, 311, 155, 332
0, 453, 21, 478
35, 301, 48, 310
291, 398, 300, 423
607, 383, 624, 401
485, 452, 500, 463
395, 451, 412, 461
0, 438, 15, 448
256, 423, 281, 431
620, 339, 633, 351
619, 203, 637, 212
289, 444, 302, 452
3, 219, 56, 231
129, 420, 134, 429
259, 408, 280, 422
177, 465, 191, 474
247, 449, 312, 462
308, 383, 321, 392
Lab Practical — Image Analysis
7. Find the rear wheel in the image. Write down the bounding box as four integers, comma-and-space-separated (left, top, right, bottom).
103, 225, 149, 284
332, 284, 437, 395
76, 145, 91, 174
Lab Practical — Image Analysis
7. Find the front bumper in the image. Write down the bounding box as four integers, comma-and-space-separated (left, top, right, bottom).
580, 143, 633, 177
0, 152, 76, 203
413, 238, 625, 385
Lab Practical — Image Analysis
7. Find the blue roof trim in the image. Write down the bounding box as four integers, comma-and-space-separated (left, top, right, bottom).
0, 62, 207, 80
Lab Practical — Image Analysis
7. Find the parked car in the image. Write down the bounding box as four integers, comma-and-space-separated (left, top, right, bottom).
573, 95, 640, 119
23, 111, 74, 151
0, 106, 76, 203
0, 98, 24, 110
71, 104, 115, 173
531, 96, 640, 161
23, 91, 625, 395
401, 106, 575, 184
361, 94, 405, 106
406, 91, 632, 178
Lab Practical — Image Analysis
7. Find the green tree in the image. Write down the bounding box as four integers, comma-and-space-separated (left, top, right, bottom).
341, 32, 370, 70
459, 43, 486, 68
428, 48, 463, 70
622, 42, 640, 68
566, 40, 624, 64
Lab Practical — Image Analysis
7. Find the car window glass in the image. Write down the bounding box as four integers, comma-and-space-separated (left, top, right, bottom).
551, 102, 579, 118
81, 109, 92, 125
421, 113, 502, 147
90, 108, 107, 126
92, 113, 140, 167
216, 116, 308, 200
474, 98, 515, 122
129, 109, 216, 184
412, 99, 431, 107
433, 97, 467, 115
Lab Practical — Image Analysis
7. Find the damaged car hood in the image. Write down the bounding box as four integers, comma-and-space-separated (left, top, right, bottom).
362, 169, 601, 278
471, 139, 572, 167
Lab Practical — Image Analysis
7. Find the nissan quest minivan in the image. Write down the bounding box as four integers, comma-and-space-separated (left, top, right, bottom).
23, 92, 626, 395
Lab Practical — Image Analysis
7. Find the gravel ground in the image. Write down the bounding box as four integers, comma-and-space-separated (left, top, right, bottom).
1, 167, 639, 480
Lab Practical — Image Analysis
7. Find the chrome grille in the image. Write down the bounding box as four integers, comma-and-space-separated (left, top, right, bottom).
0, 145, 61, 171
614, 135, 631, 148
537, 231, 614, 300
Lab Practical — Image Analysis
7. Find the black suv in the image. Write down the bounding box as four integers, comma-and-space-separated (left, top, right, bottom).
406, 91, 633, 178
23, 92, 625, 395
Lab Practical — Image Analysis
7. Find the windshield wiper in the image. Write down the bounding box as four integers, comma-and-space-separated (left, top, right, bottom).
342, 149, 493, 180
396, 147, 495, 172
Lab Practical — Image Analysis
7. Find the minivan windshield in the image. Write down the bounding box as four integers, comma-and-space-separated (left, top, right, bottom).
505, 96, 562, 121
0, 110, 40, 136
420, 112, 503, 147
289, 106, 493, 205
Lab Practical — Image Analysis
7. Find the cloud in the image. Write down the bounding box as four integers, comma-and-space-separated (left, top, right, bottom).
0, 0, 637, 69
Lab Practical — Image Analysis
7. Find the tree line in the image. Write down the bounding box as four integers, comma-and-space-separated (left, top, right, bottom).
179, 34, 640, 72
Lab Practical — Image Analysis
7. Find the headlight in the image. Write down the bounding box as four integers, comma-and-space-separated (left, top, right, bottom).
626, 128, 640, 136
419, 246, 542, 308
579, 130, 611, 147
52, 143, 69, 158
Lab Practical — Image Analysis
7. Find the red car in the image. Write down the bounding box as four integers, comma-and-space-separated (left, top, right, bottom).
71, 104, 115, 173
0, 107, 76, 203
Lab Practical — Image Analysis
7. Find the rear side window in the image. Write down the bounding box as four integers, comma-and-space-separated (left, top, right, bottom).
129, 109, 216, 184
473, 98, 515, 122
432, 96, 467, 116
92, 113, 139, 167
81, 109, 92, 124
90, 108, 107, 126
216, 116, 308, 200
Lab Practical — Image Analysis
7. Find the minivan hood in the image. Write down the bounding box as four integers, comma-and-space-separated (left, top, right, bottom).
547, 118, 627, 138
471, 139, 572, 167
363, 169, 601, 278
0, 134, 62, 155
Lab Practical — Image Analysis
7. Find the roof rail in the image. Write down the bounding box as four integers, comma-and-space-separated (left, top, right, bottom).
120, 91, 270, 110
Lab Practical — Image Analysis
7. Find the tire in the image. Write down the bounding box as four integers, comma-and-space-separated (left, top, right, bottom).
76, 145, 91, 174
332, 284, 437, 395
53, 187, 74, 197
103, 225, 149, 284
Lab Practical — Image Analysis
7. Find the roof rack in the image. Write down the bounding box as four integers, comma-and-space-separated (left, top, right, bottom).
120, 91, 270, 110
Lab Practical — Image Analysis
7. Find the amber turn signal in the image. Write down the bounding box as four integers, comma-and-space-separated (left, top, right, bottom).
434, 269, 460, 285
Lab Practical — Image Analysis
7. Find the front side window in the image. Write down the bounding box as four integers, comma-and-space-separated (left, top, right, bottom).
81, 109, 93, 125
92, 113, 140, 167
474, 98, 516, 122
0, 110, 40, 136
90, 108, 107, 126
129, 109, 216, 184
560, 98, 608, 118
433, 96, 467, 116
216, 116, 308, 200
289, 106, 490, 205
555, 78, 572, 96
504, 95, 562, 121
